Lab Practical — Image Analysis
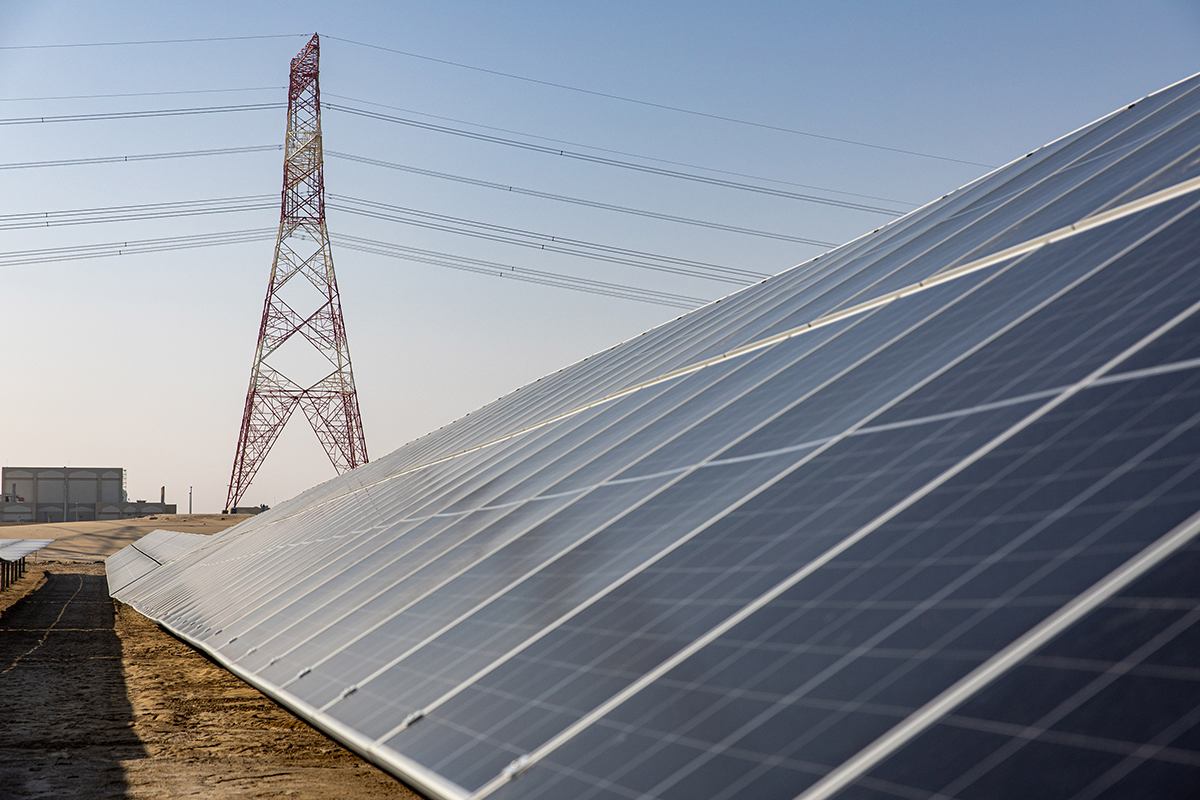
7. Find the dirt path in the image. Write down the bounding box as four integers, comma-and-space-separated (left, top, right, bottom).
0, 563, 420, 799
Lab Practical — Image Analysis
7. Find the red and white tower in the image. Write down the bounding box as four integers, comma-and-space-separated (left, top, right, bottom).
226, 33, 367, 512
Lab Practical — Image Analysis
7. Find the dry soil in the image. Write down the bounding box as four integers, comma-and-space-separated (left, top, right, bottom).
0, 520, 421, 799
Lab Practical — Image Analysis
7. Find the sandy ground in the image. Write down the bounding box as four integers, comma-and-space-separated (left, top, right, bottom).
0, 544, 421, 797
0, 514, 254, 562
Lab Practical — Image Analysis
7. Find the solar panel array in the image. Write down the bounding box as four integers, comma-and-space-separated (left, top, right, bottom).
104, 529, 212, 596
109, 73, 1200, 800
0, 539, 55, 561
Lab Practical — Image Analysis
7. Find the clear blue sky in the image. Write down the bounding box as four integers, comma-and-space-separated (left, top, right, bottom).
1, 1, 1197, 511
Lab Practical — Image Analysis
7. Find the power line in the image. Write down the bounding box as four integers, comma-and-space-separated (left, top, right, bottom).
0, 195, 275, 230
0, 87, 284, 102
326, 102, 907, 215
0, 34, 308, 50
0, 92, 912, 210
0, 31, 989, 168
0, 228, 277, 269
0, 103, 282, 126
329, 195, 769, 284
0, 225, 705, 308
324, 93, 917, 207
0, 143, 840, 247
0, 96, 909, 213
0, 191, 768, 284
327, 151, 837, 246
0, 145, 282, 171
324, 34, 995, 169
331, 233, 705, 309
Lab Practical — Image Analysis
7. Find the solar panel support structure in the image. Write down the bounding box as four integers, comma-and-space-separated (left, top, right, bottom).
226, 33, 367, 513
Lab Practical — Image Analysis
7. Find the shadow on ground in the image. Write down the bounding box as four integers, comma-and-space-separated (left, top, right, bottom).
0, 571, 144, 799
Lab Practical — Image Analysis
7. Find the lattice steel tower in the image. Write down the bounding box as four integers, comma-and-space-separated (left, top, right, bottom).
226, 33, 367, 512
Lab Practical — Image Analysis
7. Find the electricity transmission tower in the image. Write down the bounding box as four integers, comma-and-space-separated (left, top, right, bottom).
226, 33, 368, 512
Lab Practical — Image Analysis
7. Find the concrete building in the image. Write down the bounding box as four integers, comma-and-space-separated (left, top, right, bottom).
0, 467, 176, 522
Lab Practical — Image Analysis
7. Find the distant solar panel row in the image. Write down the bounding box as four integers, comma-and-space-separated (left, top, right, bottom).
104, 529, 212, 596
0, 539, 54, 562
110, 73, 1200, 800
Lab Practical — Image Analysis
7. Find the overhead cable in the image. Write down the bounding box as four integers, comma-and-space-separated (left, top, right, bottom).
0, 195, 276, 230
0, 145, 282, 171
324, 34, 994, 168
0, 93, 910, 211
0, 229, 276, 269
326, 102, 906, 216
0, 225, 704, 308
0, 87, 285, 103
0, 191, 770, 285
0, 32, 989, 168
331, 233, 705, 309
0, 141, 840, 247
329, 194, 769, 284
0, 34, 307, 50
324, 93, 917, 207
0, 191, 768, 284
328, 151, 836, 246
0, 102, 283, 126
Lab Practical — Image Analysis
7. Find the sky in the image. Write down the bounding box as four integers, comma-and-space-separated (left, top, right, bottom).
1, 1, 1197, 512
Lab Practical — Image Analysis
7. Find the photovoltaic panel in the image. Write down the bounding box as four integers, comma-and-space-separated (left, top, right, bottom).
0, 539, 54, 561
109, 73, 1200, 800
841, 537, 1200, 800
104, 529, 210, 596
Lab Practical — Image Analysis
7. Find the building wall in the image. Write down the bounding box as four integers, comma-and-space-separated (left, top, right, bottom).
1, 501, 176, 523
1, 467, 126, 506
0, 467, 171, 521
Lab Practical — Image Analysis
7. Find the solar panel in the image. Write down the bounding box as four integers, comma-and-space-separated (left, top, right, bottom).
104, 529, 210, 596
0, 539, 54, 561
108, 72, 1200, 800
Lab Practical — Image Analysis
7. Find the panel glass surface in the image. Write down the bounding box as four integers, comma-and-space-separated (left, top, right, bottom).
107, 74, 1200, 800
844, 539, 1200, 800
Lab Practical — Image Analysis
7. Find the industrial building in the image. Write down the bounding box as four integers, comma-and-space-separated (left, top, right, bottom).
1, 466, 176, 523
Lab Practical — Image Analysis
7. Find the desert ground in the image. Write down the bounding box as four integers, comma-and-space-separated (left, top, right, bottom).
0, 513, 255, 562
0, 516, 420, 799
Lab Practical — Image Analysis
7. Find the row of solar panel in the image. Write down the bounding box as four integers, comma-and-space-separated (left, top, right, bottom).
117, 188, 1200, 796
217, 72, 1200, 543
110, 73, 1200, 799
0, 539, 54, 562
105, 529, 213, 595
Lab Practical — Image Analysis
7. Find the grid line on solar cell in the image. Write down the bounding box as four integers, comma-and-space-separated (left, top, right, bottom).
850, 541, 1200, 800
795, 510, 1200, 800
484, 381, 1200, 796
468, 258, 1200, 796
933, 600, 1200, 794
352, 260, 1034, 737
285, 292, 960, 705
249, 324, 866, 693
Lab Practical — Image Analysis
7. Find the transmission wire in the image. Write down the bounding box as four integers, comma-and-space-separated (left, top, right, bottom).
0, 34, 308, 50
324, 93, 917, 207
0, 227, 705, 308
324, 34, 994, 168
328, 151, 835, 246
326, 102, 906, 215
